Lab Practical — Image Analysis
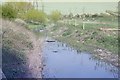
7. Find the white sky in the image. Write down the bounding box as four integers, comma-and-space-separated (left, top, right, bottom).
43, 0, 120, 2
1, 0, 120, 2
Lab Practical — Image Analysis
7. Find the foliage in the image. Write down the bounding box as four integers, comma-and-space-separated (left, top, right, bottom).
25, 9, 47, 23
97, 35, 118, 47
0, 4, 2, 17
2, 3, 17, 19
50, 10, 61, 22
2, 2, 33, 20
62, 30, 71, 36
14, 2, 33, 18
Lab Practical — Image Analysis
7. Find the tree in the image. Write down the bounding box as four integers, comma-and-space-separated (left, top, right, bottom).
50, 10, 61, 22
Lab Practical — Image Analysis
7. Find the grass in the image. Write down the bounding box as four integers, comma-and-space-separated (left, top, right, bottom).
47, 16, 118, 54
26, 16, 118, 55
28, 24, 43, 30
2, 19, 35, 78
62, 29, 72, 36
2, 19, 35, 59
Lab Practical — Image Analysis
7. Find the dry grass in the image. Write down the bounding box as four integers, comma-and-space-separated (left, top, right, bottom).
2, 18, 43, 78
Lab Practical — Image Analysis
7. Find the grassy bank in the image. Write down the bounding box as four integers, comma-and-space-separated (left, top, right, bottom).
47, 17, 118, 66
25, 16, 119, 66
28, 16, 118, 54
2, 19, 43, 78
50, 17, 118, 54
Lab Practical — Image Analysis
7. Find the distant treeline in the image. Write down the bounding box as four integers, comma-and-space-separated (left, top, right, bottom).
0, 2, 119, 24
62, 10, 119, 19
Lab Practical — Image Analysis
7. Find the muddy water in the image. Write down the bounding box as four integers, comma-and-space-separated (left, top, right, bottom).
42, 38, 118, 78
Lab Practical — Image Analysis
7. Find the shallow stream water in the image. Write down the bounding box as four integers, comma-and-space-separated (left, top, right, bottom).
42, 38, 118, 78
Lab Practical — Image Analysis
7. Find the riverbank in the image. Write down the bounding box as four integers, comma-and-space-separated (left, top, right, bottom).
40, 17, 119, 67
54, 36, 119, 67
2, 19, 43, 78
25, 37, 44, 78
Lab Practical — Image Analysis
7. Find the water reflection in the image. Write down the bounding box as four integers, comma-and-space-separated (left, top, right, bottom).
90, 56, 118, 78
42, 38, 118, 78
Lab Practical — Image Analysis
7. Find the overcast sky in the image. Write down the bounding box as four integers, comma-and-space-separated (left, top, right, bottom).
0, 0, 120, 2
43, 0, 120, 2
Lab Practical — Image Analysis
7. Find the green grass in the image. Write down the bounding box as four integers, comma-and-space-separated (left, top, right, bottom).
28, 24, 41, 29
47, 16, 118, 54
28, 16, 118, 54
27, 23, 46, 30
62, 29, 72, 36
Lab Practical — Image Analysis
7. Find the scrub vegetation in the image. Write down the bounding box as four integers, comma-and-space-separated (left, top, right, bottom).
1, 1, 119, 78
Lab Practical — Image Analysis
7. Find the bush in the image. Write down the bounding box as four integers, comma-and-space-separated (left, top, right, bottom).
15, 2, 33, 19
50, 10, 61, 22
15, 2, 33, 13
2, 2, 33, 20
2, 3, 17, 19
0, 4, 2, 17
25, 9, 46, 23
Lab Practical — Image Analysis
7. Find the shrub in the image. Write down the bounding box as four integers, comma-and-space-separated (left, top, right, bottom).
15, 2, 34, 19
25, 9, 46, 23
50, 10, 61, 22
2, 3, 17, 19
0, 4, 2, 17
